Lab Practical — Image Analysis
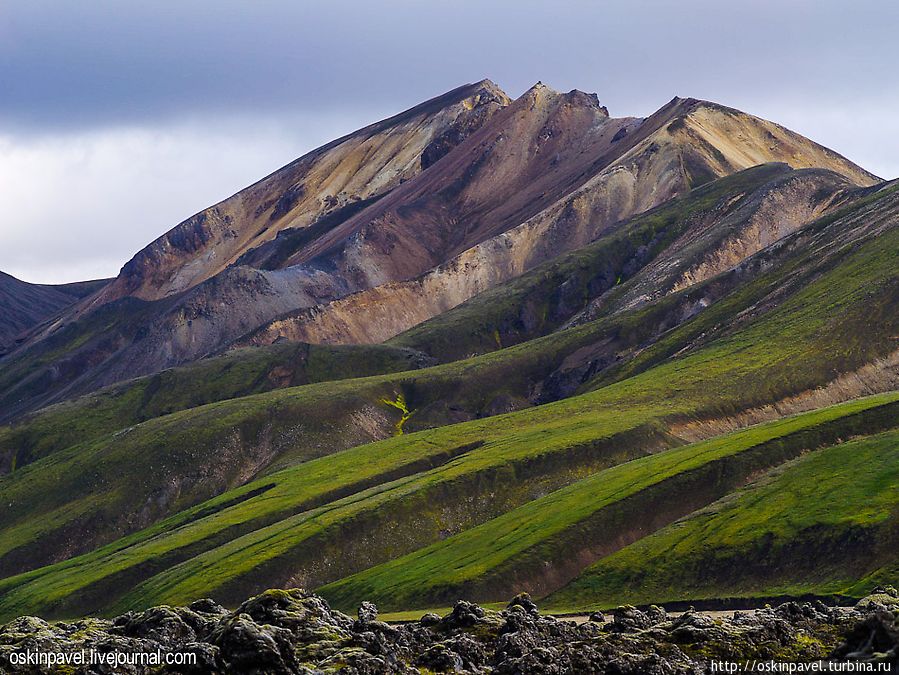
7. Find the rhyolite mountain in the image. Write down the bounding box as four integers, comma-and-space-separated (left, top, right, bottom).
0, 80, 878, 421
95, 80, 513, 304
0, 80, 896, 627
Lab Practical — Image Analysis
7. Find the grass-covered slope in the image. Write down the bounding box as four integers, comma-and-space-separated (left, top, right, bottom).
1, 394, 894, 622
319, 395, 899, 612
0, 341, 431, 474
0, 421, 671, 620
546, 427, 899, 610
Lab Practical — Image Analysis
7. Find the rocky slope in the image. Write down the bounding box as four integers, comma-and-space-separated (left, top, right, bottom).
94, 80, 511, 304
0, 82, 879, 421
237, 98, 877, 347
251, 165, 863, 348
1, 588, 896, 674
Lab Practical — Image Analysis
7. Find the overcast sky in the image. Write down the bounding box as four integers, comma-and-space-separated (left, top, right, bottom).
1, 0, 897, 284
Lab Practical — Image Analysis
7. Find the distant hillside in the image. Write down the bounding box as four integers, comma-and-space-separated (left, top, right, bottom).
0, 272, 107, 354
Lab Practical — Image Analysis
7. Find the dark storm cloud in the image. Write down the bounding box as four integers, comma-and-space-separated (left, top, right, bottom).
1, 0, 897, 283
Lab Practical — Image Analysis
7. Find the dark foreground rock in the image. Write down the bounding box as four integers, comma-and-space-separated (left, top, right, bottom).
1, 587, 897, 673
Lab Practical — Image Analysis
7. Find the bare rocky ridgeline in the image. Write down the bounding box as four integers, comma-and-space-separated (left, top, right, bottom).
1, 587, 897, 674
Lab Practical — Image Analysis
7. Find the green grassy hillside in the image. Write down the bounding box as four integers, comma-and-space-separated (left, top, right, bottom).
546, 427, 899, 610
319, 396, 899, 612
0, 341, 431, 474
1, 394, 893, 621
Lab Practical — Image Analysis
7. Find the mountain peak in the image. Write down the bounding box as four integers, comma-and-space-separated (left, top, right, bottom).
462, 78, 511, 105
564, 89, 609, 117
472, 78, 505, 94
525, 80, 557, 95
516, 82, 608, 116
7, 82, 879, 418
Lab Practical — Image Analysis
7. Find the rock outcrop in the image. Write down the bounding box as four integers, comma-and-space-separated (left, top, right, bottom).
1, 588, 897, 673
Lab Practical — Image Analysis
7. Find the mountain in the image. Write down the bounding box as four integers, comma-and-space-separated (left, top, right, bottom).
0, 80, 895, 625
238, 96, 879, 347
0, 271, 107, 355
0, 82, 878, 423
0, 82, 506, 420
